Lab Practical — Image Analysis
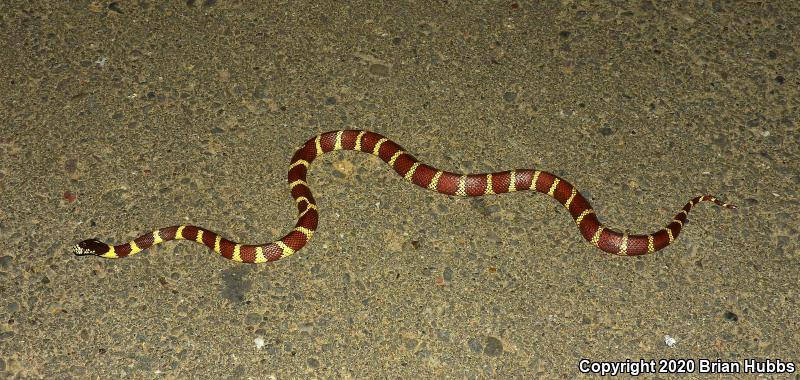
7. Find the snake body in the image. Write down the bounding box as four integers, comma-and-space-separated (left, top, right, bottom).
73, 130, 735, 263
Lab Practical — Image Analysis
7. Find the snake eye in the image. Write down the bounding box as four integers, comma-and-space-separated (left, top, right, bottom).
73, 239, 109, 256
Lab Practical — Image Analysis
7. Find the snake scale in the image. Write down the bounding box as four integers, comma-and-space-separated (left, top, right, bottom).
73, 130, 736, 263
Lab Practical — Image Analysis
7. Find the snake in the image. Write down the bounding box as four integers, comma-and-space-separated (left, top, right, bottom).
73, 130, 736, 263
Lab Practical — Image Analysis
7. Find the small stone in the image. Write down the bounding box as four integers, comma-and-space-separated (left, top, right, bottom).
742, 198, 758, 207
0, 256, 13, 269
368, 63, 390, 77
245, 313, 261, 325
484, 337, 503, 356
468, 337, 482, 353
443, 267, 453, 281
723, 311, 738, 322
253, 84, 268, 99
63, 191, 77, 203
64, 158, 77, 173
767, 50, 777, 60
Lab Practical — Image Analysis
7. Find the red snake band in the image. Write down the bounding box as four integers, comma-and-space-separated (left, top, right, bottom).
73, 130, 736, 263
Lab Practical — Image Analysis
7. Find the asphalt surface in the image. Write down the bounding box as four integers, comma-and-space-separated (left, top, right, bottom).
1, 1, 797, 378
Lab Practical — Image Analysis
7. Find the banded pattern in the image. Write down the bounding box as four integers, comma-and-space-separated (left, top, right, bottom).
72, 130, 736, 263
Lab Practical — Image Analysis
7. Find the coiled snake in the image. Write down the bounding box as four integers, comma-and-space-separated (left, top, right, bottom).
73, 130, 736, 263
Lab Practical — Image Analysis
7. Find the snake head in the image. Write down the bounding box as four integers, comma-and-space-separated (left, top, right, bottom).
72, 239, 110, 256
